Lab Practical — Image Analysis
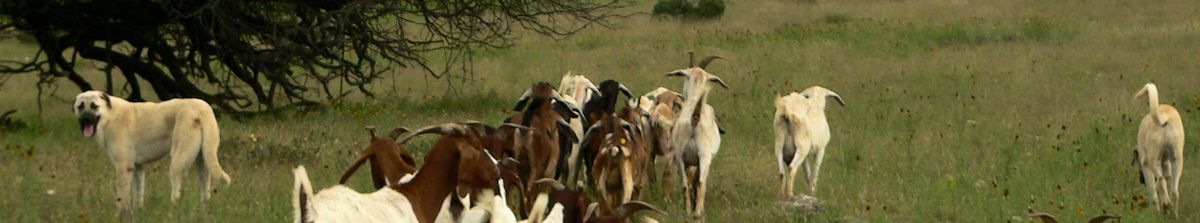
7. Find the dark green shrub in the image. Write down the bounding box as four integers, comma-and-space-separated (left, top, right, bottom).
652, 0, 724, 19
653, 0, 688, 16
694, 0, 725, 18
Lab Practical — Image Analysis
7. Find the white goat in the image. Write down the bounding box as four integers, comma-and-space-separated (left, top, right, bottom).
667, 54, 728, 221
1134, 83, 1185, 217
773, 86, 845, 197
559, 72, 600, 188
293, 166, 419, 223
559, 72, 602, 107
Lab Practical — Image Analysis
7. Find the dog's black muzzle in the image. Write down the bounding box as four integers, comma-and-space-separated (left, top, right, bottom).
78, 113, 100, 129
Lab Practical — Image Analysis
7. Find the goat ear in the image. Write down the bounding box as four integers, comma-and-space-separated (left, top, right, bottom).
666, 70, 688, 78
455, 147, 481, 195
558, 120, 580, 143
707, 76, 730, 89
552, 101, 578, 119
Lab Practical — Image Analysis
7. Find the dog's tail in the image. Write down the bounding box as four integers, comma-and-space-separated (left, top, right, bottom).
199, 111, 232, 184
293, 165, 315, 223
1135, 83, 1170, 126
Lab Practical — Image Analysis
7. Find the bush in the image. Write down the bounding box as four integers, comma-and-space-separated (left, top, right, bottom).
0, 110, 26, 132
694, 0, 725, 18
652, 0, 688, 16
652, 0, 724, 19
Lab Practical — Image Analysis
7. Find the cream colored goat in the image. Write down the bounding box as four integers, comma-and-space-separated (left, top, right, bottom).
1134, 83, 1185, 217
667, 54, 728, 222
559, 72, 601, 107
293, 166, 419, 222
773, 86, 845, 197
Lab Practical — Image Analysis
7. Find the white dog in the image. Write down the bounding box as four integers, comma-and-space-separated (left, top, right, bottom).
72, 91, 231, 218
1133, 83, 1184, 216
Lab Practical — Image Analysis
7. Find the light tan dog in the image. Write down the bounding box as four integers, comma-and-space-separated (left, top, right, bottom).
1133, 83, 1184, 217
72, 91, 231, 218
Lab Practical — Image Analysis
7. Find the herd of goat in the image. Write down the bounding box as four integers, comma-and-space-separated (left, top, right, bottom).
286, 52, 1185, 223
291, 53, 748, 223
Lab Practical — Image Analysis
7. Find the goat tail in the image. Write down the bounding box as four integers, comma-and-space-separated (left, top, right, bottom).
293, 165, 315, 223
1135, 83, 1169, 125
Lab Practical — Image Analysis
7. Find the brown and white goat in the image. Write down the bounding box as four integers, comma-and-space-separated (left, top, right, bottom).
293, 125, 503, 223
584, 111, 648, 215
667, 54, 729, 222
530, 178, 593, 223
582, 201, 666, 223
643, 89, 683, 189
396, 122, 526, 222
509, 82, 581, 214
338, 126, 417, 189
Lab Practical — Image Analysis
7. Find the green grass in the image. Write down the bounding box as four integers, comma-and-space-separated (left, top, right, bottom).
4, 0, 1200, 222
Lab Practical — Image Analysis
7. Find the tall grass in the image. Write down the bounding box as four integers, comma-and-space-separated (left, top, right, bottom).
3, 0, 1200, 222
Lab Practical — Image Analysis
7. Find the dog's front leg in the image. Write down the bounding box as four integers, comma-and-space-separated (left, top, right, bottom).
113, 162, 135, 220
133, 164, 146, 208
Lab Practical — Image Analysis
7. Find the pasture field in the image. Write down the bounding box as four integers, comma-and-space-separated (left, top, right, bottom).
3, 0, 1200, 222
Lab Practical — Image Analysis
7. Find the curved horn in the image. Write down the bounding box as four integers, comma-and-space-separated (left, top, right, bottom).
580, 121, 604, 147
588, 84, 602, 98
398, 123, 466, 145
826, 91, 846, 107
388, 127, 412, 140
456, 120, 488, 133
365, 125, 379, 140
482, 149, 499, 164
1026, 208, 1059, 223
618, 83, 633, 98
513, 89, 533, 111
498, 123, 532, 131
613, 201, 667, 219
584, 202, 599, 222
688, 51, 696, 67
535, 178, 567, 191
1087, 213, 1119, 223
698, 55, 723, 69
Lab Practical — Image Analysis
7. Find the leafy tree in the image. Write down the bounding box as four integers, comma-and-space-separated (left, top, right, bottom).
0, 0, 626, 112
